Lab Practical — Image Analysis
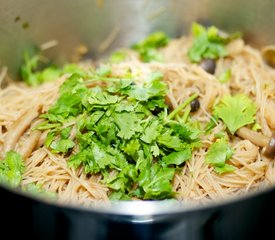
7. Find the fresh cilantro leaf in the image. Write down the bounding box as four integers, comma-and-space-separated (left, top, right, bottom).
44, 131, 56, 147
114, 112, 143, 139
68, 149, 93, 170
96, 65, 112, 77
214, 164, 235, 174
157, 130, 185, 151
169, 122, 200, 142
20, 52, 61, 86
205, 115, 218, 134
35, 121, 62, 130
48, 75, 88, 119
213, 94, 257, 133
49, 92, 83, 118
123, 139, 141, 158
62, 63, 86, 76
60, 127, 71, 139
108, 191, 123, 200
141, 118, 160, 144
125, 72, 167, 101
140, 164, 175, 200
161, 149, 192, 166
59, 73, 86, 95
188, 23, 240, 63
218, 69, 231, 83
0, 151, 25, 188
86, 90, 119, 106
150, 143, 160, 157
115, 101, 136, 112
205, 138, 234, 174
132, 31, 170, 62
50, 139, 75, 153
108, 50, 127, 63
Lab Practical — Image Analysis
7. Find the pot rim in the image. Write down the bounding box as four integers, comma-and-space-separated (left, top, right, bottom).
1, 182, 275, 218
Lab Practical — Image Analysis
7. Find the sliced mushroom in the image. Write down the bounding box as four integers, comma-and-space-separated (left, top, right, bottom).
19, 130, 41, 159
199, 58, 216, 74
261, 45, 275, 68
264, 132, 275, 158
236, 127, 275, 158
3, 105, 41, 153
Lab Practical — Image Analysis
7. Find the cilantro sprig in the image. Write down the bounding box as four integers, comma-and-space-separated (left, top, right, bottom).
205, 138, 235, 174
20, 51, 86, 86
188, 23, 241, 63
132, 31, 170, 62
0, 151, 25, 188
213, 94, 257, 134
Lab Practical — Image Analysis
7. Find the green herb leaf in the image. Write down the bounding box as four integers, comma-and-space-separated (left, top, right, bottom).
141, 164, 175, 200
214, 164, 235, 174
125, 72, 167, 101
205, 138, 234, 174
213, 94, 257, 133
218, 69, 231, 83
132, 31, 170, 62
114, 112, 143, 139
20, 52, 62, 86
50, 139, 75, 153
108, 50, 127, 63
161, 149, 192, 166
188, 23, 240, 63
0, 151, 25, 188
140, 118, 160, 144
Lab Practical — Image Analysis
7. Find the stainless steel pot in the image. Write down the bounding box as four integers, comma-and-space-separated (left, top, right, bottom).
0, 1, 275, 239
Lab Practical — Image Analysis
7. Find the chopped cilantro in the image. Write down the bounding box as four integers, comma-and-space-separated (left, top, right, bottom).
132, 31, 170, 62
213, 94, 257, 134
188, 23, 240, 63
41, 67, 201, 200
50, 139, 75, 153
218, 69, 231, 83
0, 151, 25, 188
20, 52, 61, 86
205, 138, 235, 174
108, 50, 127, 63
161, 149, 192, 167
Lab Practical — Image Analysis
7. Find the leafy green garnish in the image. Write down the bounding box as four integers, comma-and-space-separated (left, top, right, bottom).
20, 52, 61, 86
50, 139, 75, 153
42, 68, 200, 200
0, 151, 25, 188
213, 94, 257, 134
218, 69, 231, 83
109, 50, 127, 63
205, 138, 235, 174
188, 23, 240, 63
132, 31, 170, 62
20, 51, 87, 86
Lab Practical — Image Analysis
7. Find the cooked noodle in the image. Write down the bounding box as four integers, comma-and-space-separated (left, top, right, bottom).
0, 35, 274, 205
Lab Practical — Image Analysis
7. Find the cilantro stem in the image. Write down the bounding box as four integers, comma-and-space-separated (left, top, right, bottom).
167, 93, 199, 120
181, 105, 191, 123
85, 76, 133, 83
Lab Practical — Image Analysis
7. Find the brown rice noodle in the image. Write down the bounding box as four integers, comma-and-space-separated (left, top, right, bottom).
0, 36, 274, 205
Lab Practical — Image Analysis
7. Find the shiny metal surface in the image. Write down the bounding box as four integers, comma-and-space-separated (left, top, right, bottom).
1, 0, 275, 76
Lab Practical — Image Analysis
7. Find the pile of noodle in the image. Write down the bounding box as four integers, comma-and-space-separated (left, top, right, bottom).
0, 35, 274, 206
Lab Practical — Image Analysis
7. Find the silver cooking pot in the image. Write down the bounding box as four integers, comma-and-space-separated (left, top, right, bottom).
0, 1, 275, 239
